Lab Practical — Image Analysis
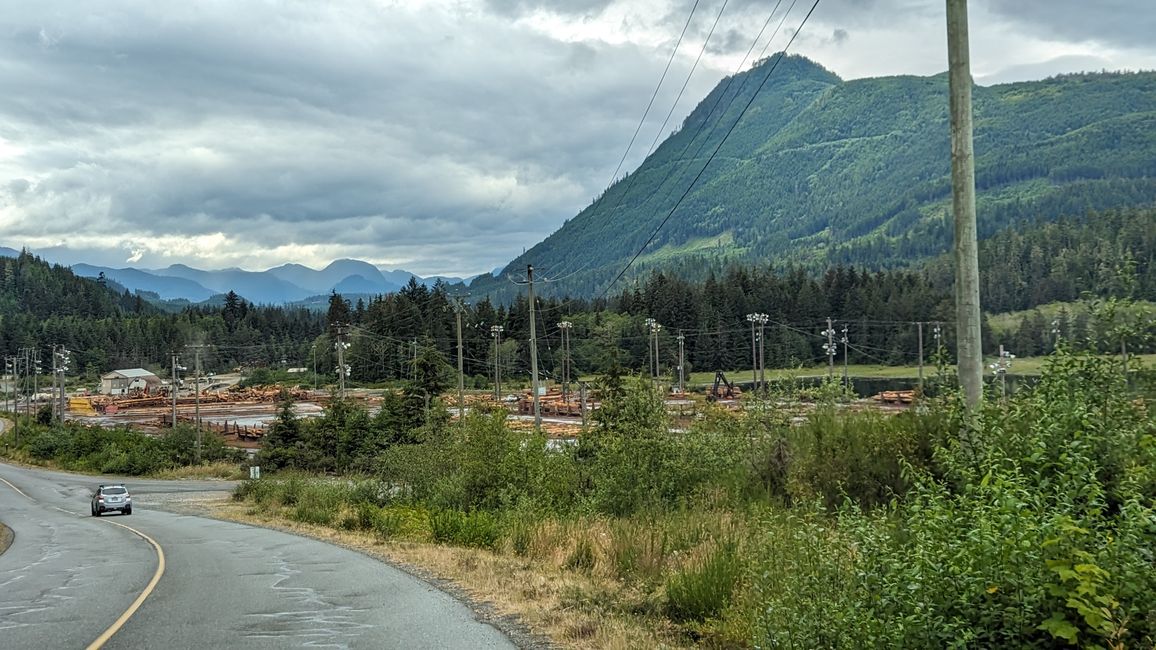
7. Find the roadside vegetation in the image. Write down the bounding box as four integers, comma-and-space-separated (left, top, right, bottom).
0, 414, 245, 478
231, 349, 1155, 648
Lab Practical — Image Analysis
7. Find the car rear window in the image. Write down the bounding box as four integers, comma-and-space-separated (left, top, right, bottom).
103, 487, 127, 495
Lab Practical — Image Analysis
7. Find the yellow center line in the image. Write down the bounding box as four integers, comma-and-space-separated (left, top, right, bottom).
85, 518, 167, 650
0, 470, 167, 649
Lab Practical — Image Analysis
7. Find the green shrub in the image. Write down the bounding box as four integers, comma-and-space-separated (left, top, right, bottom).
370, 508, 404, 539
291, 485, 342, 526
665, 541, 743, 623
27, 430, 64, 460
429, 509, 501, 549
746, 350, 1156, 648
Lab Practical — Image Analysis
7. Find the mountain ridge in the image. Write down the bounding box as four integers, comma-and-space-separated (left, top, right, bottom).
465, 55, 1156, 302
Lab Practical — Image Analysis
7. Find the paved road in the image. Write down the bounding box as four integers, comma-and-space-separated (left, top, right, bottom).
0, 462, 515, 649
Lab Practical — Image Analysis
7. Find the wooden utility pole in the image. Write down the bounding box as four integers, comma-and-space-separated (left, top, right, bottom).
917, 322, 925, 393
677, 332, 685, 394
454, 299, 465, 420
335, 324, 349, 400
825, 318, 836, 379
171, 354, 180, 429
490, 325, 503, 401
188, 344, 206, 463
527, 265, 541, 429
947, 0, 984, 410
558, 321, 573, 402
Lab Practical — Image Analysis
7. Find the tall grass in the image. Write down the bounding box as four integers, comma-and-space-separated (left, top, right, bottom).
229, 351, 1156, 647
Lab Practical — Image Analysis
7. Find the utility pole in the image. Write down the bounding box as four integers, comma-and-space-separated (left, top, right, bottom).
947, 0, 984, 410
558, 321, 573, 402
490, 325, 503, 401
746, 314, 757, 388
187, 343, 207, 463
989, 344, 1014, 402
32, 348, 40, 415
841, 324, 849, 390
527, 265, 541, 429
645, 318, 662, 389
171, 354, 182, 429
823, 318, 836, 380
746, 313, 768, 392
335, 324, 350, 400
454, 299, 465, 420
917, 321, 925, 393
677, 331, 685, 394
11, 354, 21, 446
579, 381, 588, 426
3, 356, 11, 415
758, 318, 766, 392
53, 346, 69, 422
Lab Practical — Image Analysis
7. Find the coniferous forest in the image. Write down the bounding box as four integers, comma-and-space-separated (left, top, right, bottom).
1, 206, 1152, 384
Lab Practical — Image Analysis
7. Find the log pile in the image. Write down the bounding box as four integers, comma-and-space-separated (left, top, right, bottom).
872, 390, 916, 404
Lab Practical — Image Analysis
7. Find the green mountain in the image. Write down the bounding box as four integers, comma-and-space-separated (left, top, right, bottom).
469, 55, 1156, 300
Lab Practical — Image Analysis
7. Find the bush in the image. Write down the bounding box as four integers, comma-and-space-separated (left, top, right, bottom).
665, 541, 743, 623
429, 509, 501, 549
291, 484, 344, 526
370, 507, 405, 539
746, 350, 1156, 648
26, 430, 64, 460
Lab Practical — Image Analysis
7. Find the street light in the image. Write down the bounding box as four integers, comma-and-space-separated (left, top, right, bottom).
989, 345, 1015, 401
645, 318, 662, 385
746, 313, 768, 391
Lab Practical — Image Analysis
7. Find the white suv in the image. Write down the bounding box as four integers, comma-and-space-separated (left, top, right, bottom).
91, 484, 132, 516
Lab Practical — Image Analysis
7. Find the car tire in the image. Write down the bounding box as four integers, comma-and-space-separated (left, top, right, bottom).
124, 507, 132, 515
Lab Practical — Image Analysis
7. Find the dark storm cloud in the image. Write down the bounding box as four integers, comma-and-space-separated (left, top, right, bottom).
985, 0, 1156, 50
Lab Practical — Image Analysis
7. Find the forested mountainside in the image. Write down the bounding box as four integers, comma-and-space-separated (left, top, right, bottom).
0, 252, 325, 375
467, 54, 1156, 302
2, 205, 1152, 382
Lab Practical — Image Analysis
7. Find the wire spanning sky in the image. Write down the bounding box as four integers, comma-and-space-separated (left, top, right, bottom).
1, 0, 1153, 277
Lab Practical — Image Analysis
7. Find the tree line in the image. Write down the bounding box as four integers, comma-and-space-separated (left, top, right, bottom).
1, 205, 1151, 388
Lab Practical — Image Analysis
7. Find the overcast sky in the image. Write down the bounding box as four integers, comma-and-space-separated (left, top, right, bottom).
1, 0, 1153, 277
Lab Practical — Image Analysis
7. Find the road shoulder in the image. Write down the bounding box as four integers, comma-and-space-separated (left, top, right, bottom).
0, 521, 12, 556
178, 497, 551, 650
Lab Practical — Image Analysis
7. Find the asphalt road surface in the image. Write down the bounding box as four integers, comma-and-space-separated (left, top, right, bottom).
0, 461, 515, 649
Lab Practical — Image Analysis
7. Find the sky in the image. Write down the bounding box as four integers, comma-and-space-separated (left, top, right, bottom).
1, 0, 1153, 277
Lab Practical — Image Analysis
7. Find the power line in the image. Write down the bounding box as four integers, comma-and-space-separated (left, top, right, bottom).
539, 0, 704, 282
599, 0, 823, 298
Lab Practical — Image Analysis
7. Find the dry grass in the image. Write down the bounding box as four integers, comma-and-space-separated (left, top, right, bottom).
149, 461, 247, 480
212, 500, 702, 649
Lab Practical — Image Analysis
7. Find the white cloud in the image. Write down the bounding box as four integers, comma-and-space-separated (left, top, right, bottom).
0, 0, 1152, 276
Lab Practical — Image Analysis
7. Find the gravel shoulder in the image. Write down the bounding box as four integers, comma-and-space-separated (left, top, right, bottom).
0, 522, 12, 556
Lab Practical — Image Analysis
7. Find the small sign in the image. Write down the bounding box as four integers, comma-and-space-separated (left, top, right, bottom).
249, 466, 261, 480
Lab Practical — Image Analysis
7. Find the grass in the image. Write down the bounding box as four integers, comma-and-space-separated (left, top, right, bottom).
676, 353, 1156, 385
149, 461, 247, 480
986, 300, 1156, 337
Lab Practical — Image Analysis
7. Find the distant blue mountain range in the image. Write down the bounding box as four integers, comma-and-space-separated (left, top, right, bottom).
0, 247, 468, 305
